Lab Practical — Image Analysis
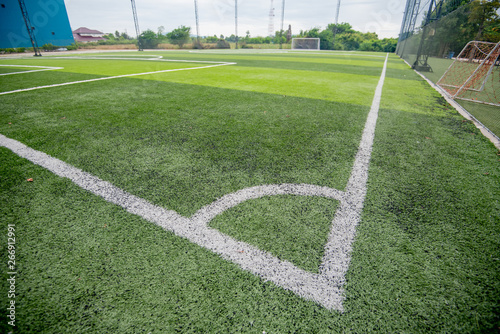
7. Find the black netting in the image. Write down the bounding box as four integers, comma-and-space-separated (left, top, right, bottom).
397, 1, 500, 140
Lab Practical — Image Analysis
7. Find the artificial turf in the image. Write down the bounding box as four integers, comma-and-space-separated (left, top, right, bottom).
0, 51, 498, 333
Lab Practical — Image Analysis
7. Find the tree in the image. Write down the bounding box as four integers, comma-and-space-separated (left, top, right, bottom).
167, 26, 191, 48
303, 27, 320, 38
157, 26, 165, 38
139, 29, 159, 49
121, 32, 131, 40
327, 22, 355, 35
225, 34, 237, 42
337, 32, 363, 50
216, 39, 230, 49
319, 29, 334, 50
468, 0, 500, 40
205, 35, 218, 43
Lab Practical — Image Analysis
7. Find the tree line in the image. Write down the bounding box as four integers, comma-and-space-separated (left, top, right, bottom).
107, 23, 396, 52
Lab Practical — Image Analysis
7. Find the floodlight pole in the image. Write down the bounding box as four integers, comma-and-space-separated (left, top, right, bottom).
17, 0, 41, 56
279, 0, 285, 49
268, 0, 275, 38
131, 0, 143, 51
235, 0, 238, 49
332, 0, 341, 50
194, 0, 201, 45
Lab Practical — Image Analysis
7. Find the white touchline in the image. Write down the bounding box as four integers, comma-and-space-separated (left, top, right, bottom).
0, 54, 388, 311
0, 61, 235, 96
50, 56, 236, 65
0, 64, 64, 76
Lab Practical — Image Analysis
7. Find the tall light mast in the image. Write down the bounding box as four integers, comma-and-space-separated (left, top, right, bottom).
17, 0, 41, 56
279, 0, 285, 49
235, 0, 238, 49
131, 0, 143, 51
268, 0, 275, 38
194, 0, 200, 45
332, 0, 341, 50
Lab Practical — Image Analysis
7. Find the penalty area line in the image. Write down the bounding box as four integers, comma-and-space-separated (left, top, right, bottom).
0, 62, 235, 96
0, 64, 64, 76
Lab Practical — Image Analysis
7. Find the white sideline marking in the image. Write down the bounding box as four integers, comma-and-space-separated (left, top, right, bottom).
0, 64, 63, 76
188, 50, 386, 58
0, 61, 235, 96
0, 54, 389, 311
51, 56, 234, 65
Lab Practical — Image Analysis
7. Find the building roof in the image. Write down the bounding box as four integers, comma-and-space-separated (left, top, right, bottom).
73, 27, 104, 35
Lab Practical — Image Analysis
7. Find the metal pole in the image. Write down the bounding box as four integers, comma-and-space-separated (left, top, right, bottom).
412, 0, 436, 71
131, 0, 143, 51
332, 0, 341, 50
279, 0, 285, 49
194, 0, 200, 45
235, 0, 238, 49
268, 0, 275, 38
17, 0, 41, 56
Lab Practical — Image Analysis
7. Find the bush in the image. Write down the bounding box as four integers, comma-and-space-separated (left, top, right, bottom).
138, 29, 160, 49
216, 39, 230, 49
240, 42, 253, 49
192, 39, 203, 49
42, 43, 56, 51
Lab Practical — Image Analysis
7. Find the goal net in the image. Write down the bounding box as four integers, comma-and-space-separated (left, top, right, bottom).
437, 41, 500, 107
291, 38, 320, 50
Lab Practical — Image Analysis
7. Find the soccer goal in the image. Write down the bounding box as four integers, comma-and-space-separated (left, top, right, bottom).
291, 38, 320, 50
437, 41, 500, 106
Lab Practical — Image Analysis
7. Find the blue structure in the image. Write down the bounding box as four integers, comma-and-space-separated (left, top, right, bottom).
0, 0, 74, 48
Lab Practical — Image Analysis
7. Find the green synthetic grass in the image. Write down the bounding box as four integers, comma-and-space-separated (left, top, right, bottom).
210, 195, 339, 273
1, 51, 499, 333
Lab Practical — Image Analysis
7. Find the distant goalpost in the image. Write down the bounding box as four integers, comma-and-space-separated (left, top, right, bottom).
437, 41, 500, 107
291, 38, 320, 50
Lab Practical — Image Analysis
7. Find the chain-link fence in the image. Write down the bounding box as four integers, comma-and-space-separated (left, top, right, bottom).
397, 0, 500, 142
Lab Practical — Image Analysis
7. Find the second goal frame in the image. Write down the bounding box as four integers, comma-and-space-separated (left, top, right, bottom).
291, 38, 320, 50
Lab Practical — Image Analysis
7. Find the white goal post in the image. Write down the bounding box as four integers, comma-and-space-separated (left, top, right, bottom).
437, 41, 500, 107
291, 38, 320, 50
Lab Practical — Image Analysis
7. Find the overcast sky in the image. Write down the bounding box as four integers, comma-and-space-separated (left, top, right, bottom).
64, 0, 406, 39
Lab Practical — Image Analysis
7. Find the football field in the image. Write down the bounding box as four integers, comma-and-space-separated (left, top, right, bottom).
1, 50, 499, 332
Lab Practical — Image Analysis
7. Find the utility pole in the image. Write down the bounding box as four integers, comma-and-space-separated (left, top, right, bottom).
17, 0, 41, 56
131, 0, 143, 51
